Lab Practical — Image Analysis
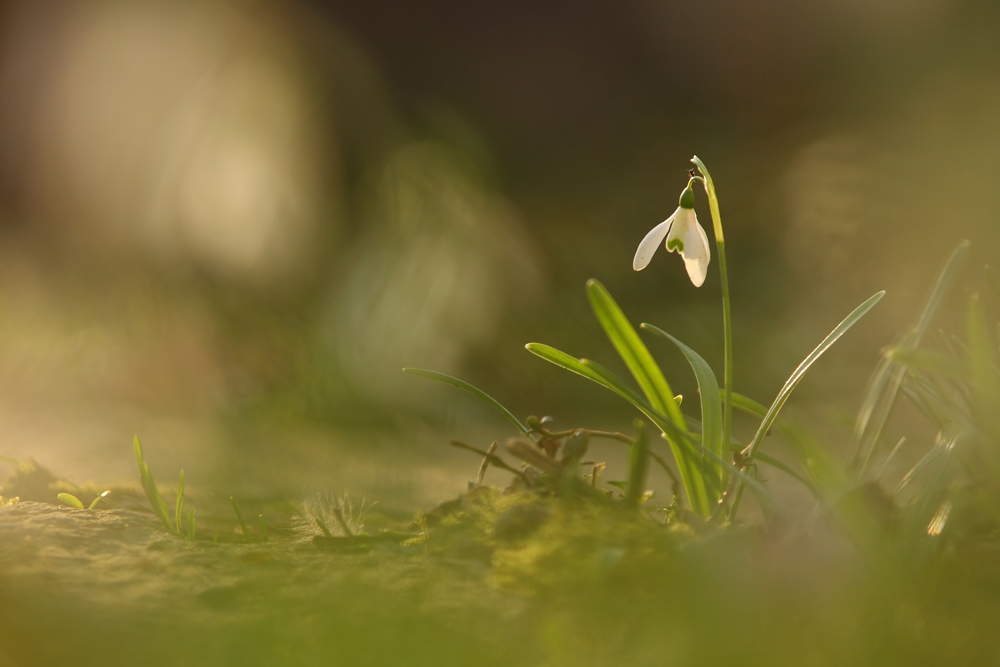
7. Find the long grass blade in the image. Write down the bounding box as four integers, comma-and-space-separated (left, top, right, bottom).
894, 436, 951, 496
585, 280, 685, 427
729, 291, 885, 520
744, 291, 885, 462
231, 496, 249, 537
585, 280, 708, 514
967, 294, 1000, 464
258, 515, 269, 542
175, 469, 185, 534
731, 391, 843, 494
526, 344, 652, 411
88, 490, 110, 510
625, 421, 650, 509
134, 436, 173, 532
403, 368, 533, 441
642, 324, 724, 497
877, 437, 907, 482
853, 240, 969, 472
886, 347, 971, 383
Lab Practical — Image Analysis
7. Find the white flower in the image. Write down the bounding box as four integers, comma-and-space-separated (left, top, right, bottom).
632, 185, 711, 287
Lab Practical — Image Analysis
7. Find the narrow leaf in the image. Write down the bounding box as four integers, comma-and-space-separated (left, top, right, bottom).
57, 493, 85, 510
733, 391, 838, 485
231, 496, 248, 537
895, 435, 952, 496
175, 469, 185, 534
88, 490, 110, 510
745, 291, 885, 463
625, 421, 650, 509
585, 280, 685, 427
916, 241, 971, 340
967, 294, 1000, 452
886, 347, 970, 383
259, 515, 269, 542
585, 280, 709, 514
526, 344, 655, 414
854, 241, 968, 472
403, 368, 533, 440
134, 436, 173, 531
642, 324, 724, 496
730, 291, 885, 519
316, 518, 334, 539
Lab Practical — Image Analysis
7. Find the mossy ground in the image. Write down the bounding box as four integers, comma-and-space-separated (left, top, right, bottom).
2, 457, 1000, 667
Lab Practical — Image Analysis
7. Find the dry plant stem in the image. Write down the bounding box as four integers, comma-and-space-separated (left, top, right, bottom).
537, 426, 682, 499
452, 434, 682, 500
450, 440, 529, 481
476, 441, 499, 486
230, 497, 249, 537
591, 463, 603, 487
332, 505, 354, 537
533, 427, 632, 443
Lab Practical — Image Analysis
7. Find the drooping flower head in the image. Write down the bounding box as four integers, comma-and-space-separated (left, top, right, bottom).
632, 182, 711, 287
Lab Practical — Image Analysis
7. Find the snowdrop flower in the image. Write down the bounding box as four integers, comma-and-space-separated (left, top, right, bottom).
632, 184, 711, 287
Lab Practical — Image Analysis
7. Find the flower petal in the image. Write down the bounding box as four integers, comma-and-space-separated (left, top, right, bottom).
665, 208, 692, 254
633, 212, 676, 271
681, 215, 711, 287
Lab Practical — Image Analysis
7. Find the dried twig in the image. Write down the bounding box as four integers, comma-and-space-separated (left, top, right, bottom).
450, 440, 527, 480
476, 441, 498, 486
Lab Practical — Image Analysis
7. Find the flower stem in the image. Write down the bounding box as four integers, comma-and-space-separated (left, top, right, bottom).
691, 156, 733, 512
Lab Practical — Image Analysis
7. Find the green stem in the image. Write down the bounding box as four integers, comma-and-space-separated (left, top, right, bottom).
691, 156, 734, 508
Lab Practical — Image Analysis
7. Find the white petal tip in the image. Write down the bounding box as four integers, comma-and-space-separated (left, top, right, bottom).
632, 217, 673, 272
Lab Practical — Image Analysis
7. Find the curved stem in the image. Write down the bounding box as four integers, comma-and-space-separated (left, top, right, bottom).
691, 156, 734, 507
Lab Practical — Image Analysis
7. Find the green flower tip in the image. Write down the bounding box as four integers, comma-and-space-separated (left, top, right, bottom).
678, 185, 695, 210
667, 238, 684, 252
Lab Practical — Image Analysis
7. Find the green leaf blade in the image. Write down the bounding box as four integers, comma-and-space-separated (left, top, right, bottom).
752, 290, 886, 457
854, 241, 968, 472
134, 436, 174, 532
402, 368, 533, 441
625, 421, 650, 509
88, 491, 109, 510
175, 469, 185, 534
585, 280, 685, 427
525, 343, 651, 412
730, 390, 842, 494
730, 291, 885, 519
57, 493, 85, 510
642, 324, 724, 499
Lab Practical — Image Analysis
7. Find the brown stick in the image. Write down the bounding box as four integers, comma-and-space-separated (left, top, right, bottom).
476, 441, 498, 486
450, 440, 527, 480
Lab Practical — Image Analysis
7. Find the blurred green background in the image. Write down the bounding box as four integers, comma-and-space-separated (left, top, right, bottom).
0, 0, 997, 507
